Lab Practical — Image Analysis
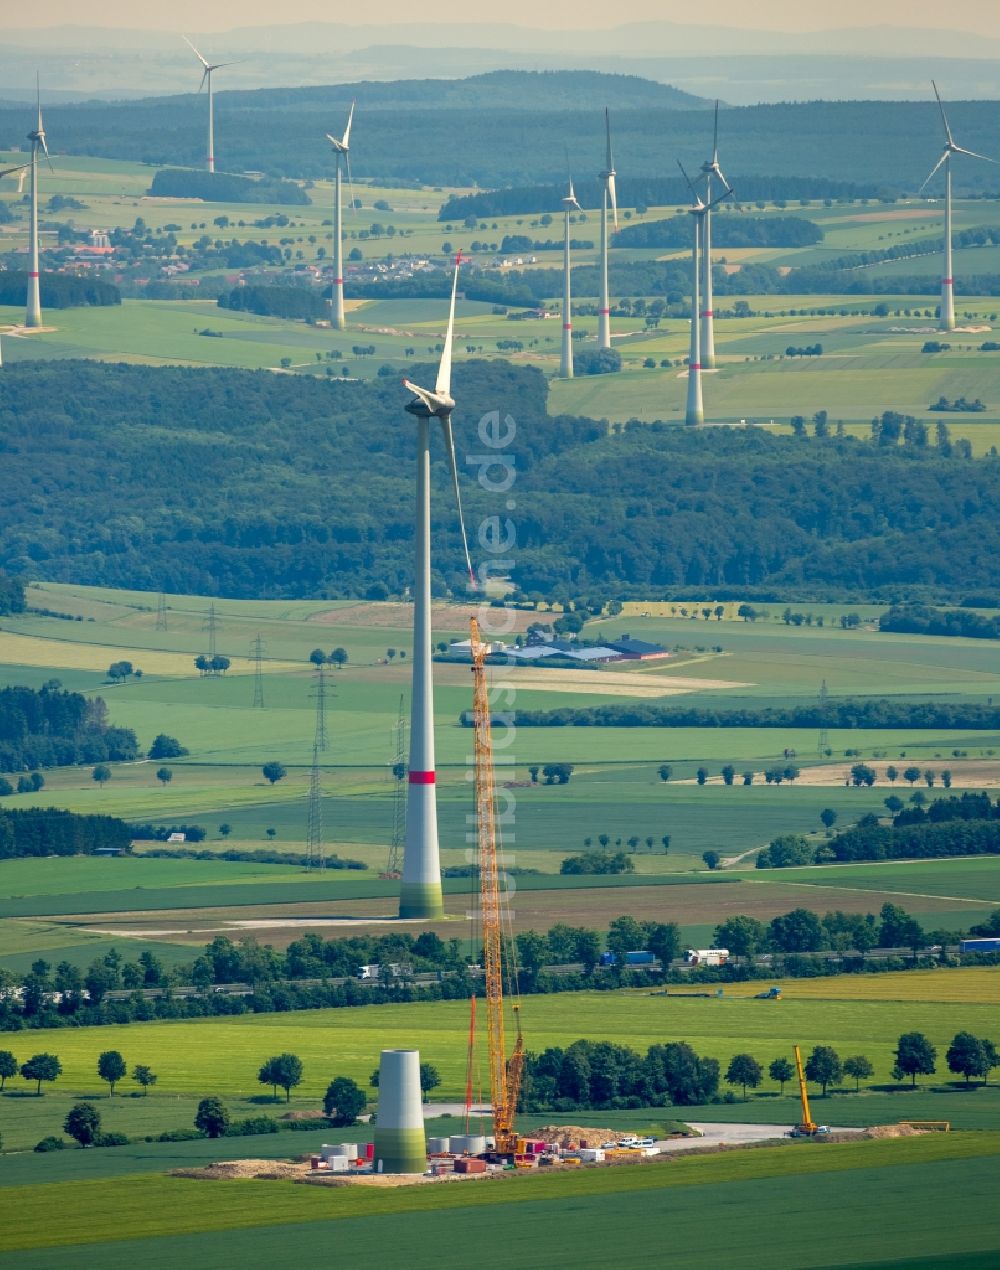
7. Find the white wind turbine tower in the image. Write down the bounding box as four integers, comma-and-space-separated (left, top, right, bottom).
560, 176, 582, 378
0, 162, 28, 360
699, 103, 729, 370
325, 101, 355, 331
679, 161, 732, 426
183, 36, 238, 174
399, 252, 475, 919
24, 87, 50, 331
920, 81, 997, 333
598, 108, 618, 352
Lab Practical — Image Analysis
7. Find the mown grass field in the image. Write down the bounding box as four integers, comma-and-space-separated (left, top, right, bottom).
1, 1135, 998, 1268
3, 971, 996, 1102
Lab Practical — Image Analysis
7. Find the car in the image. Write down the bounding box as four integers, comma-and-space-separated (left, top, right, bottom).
599, 1140, 618, 1149
635, 1137, 656, 1146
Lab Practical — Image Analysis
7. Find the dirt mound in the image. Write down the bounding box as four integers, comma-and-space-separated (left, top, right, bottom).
865, 1124, 925, 1139
530, 1125, 619, 1147
173, 1158, 309, 1180
280, 1110, 326, 1121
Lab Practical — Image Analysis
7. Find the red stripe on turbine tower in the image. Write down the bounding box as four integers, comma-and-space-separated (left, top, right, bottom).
944, 278, 954, 285
563, 323, 572, 330
690, 363, 702, 371
28, 272, 39, 278
599, 308, 610, 315
334, 278, 344, 285
409, 770, 436, 784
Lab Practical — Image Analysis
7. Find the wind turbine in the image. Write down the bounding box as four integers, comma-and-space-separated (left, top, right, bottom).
399, 252, 475, 919
920, 81, 997, 333
699, 102, 729, 370
679, 161, 732, 426
183, 36, 238, 174
598, 108, 618, 352
25, 86, 51, 331
560, 176, 582, 379
325, 101, 355, 331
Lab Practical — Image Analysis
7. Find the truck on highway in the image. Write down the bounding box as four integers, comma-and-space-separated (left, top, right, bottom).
960, 938, 1000, 954
356, 963, 409, 981
599, 950, 657, 968
684, 948, 730, 967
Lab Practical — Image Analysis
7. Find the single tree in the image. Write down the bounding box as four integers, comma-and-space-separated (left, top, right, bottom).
195, 1096, 229, 1138
714, 915, 767, 962
97, 1050, 127, 1096
769, 1056, 795, 1094
924, 769, 936, 787
156, 767, 172, 786
258, 1052, 303, 1102
885, 765, 899, 783
528, 765, 540, 783
323, 1076, 366, 1126
820, 808, 838, 831
262, 762, 286, 785
21, 1053, 62, 1095
386, 648, 397, 661
132, 1064, 157, 1095
726, 1053, 763, 1101
148, 734, 189, 760
804, 1045, 842, 1096
309, 648, 327, 666
946, 1032, 990, 1085
843, 1055, 874, 1091
941, 770, 953, 789
64, 1102, 101, 1148
702, 850, 721, 870
219, 823, 232, 837
657, 764, 672, 782
696, 767, 709, 786
884, 795, 904, 814
661, 835, 671, 854
92, 764, 111, 788
721, 765, 736, 786
742, 771, 754, 786
903, 766, 921, 786
0, 1049, 18, 1089
420, 1062, 441, 1095
894, 1032, 937, 1087
329, 647, 349, 669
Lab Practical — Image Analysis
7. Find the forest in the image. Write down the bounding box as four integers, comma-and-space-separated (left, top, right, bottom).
0, 274, 120, 309
0, 361, 997, 600
0, 683, 138, 771
612, 214, 823, 249
879, 604, 1000, 640
0, 808, 133, 859
2, 87, 1000, 190
148, 169, 309, 205
219, 285, 328, 320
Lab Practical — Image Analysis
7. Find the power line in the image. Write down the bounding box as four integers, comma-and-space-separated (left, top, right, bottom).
205, 603, 218, 661
818, 678, 829, 756
250, 633, 265, 709
310, 663, 328, 751
155, 593, 168, 632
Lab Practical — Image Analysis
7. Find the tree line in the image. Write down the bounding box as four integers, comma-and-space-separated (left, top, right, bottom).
879, 604, 1000, 640
148, 169, 309, 205
219, 285, 329, 321
0, 273, 120, 310
2, 900, 986, 1034
504, 699, 1000, 730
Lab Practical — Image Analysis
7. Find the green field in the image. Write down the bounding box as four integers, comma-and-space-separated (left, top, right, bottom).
1, 1135, 998, 1267
4, 972, 997, 1101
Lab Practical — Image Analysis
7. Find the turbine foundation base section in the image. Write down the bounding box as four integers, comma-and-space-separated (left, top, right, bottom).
398, 881, 445, 920
372, 1126, 427, 1175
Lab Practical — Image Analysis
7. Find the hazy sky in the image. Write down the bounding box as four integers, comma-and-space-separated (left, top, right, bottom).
8, 0, 1000, 34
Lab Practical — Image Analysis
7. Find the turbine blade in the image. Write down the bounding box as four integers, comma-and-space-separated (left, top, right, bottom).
931, 80, 955, 147
0, 163, 29, 179
677, 160, 698, 201
604, 106, 614, 172
608, 172, 618, 229
198, 67, 209, 93
954, 146, 999, 164
707, 184, 734, 211
919, 151, 948, 193
436, 252, 461, 398
440, 416, 476, 590
712, 99, 720, 163
342, 99, 355, 149
183, 35, 211, 69
402, 378, 435, 410
345, 150, 356, 221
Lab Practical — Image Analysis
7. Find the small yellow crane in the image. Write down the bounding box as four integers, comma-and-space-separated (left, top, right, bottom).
470, 618, 524, 1155
791, 1044, 829, 1138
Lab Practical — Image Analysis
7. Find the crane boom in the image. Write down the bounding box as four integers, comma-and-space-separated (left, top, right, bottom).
470, 618, 524, 1154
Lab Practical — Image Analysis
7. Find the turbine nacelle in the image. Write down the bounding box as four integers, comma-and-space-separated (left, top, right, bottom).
920, 81, 998, 192
403, 382, 455, 419
562, 178, 581, 213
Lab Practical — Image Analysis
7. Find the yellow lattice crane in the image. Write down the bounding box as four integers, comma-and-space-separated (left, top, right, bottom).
470, 618, 524, 1155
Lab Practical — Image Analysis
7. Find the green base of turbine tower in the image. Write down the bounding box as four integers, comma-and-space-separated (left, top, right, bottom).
373, 1125, 427, 1175
398, 881, 444, 920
